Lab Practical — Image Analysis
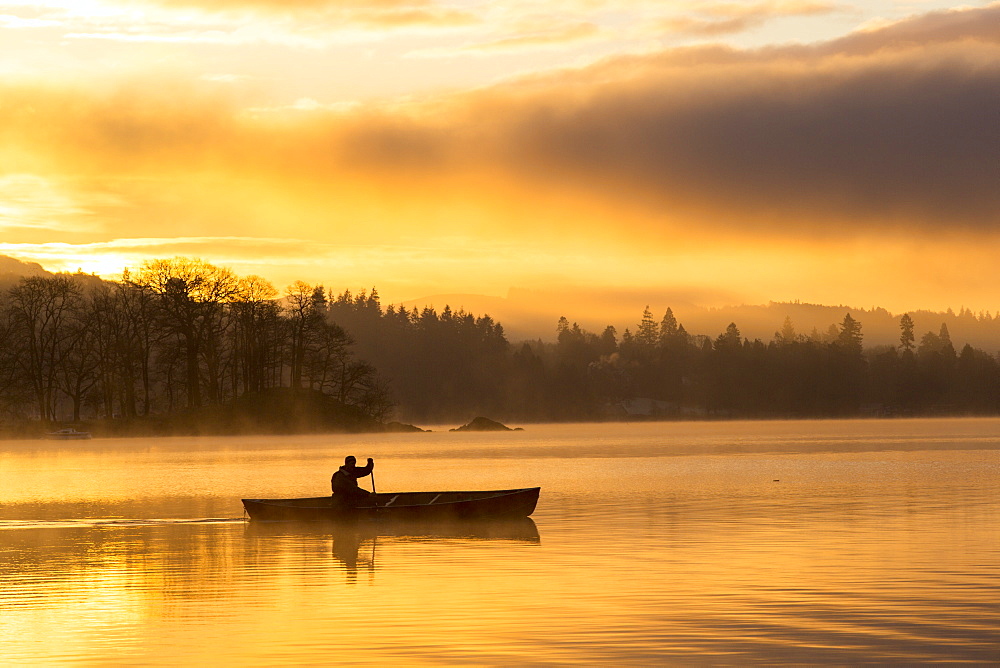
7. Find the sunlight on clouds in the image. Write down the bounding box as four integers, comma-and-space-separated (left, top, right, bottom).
349, 7, 479, 30
0, 175, 100, 232
462, 22, 602, 53
0, 242, 132, 276
200, 73, 253, 83
0, 235, 588, 300
7, 0, 485, 49
0, 236, 315, 280
0, 0, 995, 320
63, 22, 335, 48
0, 14, 60, 28
650, 0, 841, 38
4, 226, 1000, 318
0, 0, 351, 49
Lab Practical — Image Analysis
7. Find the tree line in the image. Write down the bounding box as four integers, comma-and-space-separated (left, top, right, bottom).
0, 259, 391, 427
2, 258, 1000, 428
323, 295, 1000, 422
538, 307, 1000, 418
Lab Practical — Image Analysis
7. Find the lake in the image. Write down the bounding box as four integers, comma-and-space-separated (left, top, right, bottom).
1, 419, 998, 665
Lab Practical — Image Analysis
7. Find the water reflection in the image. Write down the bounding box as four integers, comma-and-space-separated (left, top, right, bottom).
245, 518, 539, 583
2, 422, 999, 665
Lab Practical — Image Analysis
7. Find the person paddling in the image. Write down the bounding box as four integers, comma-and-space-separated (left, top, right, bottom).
331, 455, 374, 508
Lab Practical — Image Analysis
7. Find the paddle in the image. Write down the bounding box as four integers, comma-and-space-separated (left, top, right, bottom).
369, 465, 378, 511
369, 465, 379, 572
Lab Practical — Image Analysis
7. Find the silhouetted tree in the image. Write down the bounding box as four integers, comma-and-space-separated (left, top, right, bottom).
230, 275, 282, 396
836, 313, 863, 354
636, 305, 658, 349
5, 276, 84, 421
899, 313, 915, 352
128, 258, 240, 408
715, 323, 742, 349
775, 316, 797, 345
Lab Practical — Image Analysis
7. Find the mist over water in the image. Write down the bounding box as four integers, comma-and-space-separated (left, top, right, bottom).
2, 419, 998, 665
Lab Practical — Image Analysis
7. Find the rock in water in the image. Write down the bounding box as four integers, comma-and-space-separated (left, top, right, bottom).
383, 421, 426, 432
450, 416, 516, 432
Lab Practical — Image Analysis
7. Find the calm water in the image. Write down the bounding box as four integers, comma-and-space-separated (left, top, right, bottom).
1, 419, 998, 665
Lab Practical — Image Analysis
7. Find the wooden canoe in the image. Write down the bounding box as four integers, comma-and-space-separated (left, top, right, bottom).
242, 487, 540, 522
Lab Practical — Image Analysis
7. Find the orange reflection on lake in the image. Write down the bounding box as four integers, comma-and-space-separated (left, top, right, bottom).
1, 420, 998, 664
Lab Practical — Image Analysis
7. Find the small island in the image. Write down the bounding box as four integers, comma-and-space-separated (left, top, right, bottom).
450, 416, 523, 432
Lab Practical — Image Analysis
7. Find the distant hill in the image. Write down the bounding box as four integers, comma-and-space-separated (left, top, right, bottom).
0, 256, 52, 292
0, 254, 106, 293
0, 256, 49, 276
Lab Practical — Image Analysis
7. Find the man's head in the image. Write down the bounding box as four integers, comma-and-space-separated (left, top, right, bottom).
345, 455, 356, 466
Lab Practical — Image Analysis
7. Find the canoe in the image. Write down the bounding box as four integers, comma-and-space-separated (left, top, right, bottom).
242, 487, 540, 522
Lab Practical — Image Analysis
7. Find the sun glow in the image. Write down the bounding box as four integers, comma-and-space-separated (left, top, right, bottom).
0, 0, 995, 333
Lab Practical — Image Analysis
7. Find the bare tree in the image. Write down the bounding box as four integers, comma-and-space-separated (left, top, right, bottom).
0, 304, 33, 419
89, 280, 160, 418
230, 275, 281, 396
5, 276, 84, 422
128, 258, 240, 408
55, 298, 101, 422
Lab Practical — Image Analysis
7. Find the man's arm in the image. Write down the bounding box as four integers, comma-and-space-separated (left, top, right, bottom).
355, 458, 374, 477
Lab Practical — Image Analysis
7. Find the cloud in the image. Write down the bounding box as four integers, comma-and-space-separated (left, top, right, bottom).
1, 0, 474, 49
405, 16, 604, 59
152, 0, 427, 9
11, 0, 432, 13
0, 235, 607, 300
2, 3, 999, 250
0, 175, 115, 232
658, 0, 839, 37
344, 3, 1000, 235
0, 13, 61, 29
458, 22, 602, 53
0, 236, 320, 280
350, 7, 479, 29
62, 4, 479, 42
489, 49, 999, 233
816, 3, 1000, 56
0, 236, 302, 257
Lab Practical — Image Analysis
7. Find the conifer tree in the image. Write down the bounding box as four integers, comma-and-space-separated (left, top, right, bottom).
836, 313, 863, 354
899, 313, 915, 352
636, 306, 658, 347
776, 316, 796, 344
659, 308, 679, 345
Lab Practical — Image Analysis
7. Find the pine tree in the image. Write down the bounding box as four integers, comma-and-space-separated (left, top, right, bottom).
636, 306, 658, 347
899, 313, 915, 352
776, 316, 796, 344
939, 322, 956, 358
715, 322, 741, 349
836, 313, 863, 354
659, 308, 679, 345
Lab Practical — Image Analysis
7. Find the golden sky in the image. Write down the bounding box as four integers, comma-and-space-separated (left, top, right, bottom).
1, 0, 998, 318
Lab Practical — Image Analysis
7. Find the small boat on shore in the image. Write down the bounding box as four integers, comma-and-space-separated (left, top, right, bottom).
42, 428, 92, 440
242, 487, 540, 522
